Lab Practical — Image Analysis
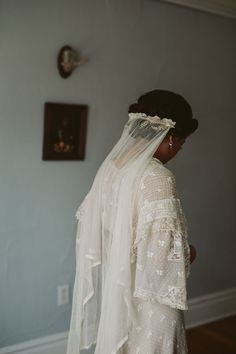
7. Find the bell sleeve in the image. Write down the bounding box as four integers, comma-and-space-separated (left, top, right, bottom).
132, 165, 190, 310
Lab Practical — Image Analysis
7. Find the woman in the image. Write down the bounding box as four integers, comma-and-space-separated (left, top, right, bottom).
66, 89, 198, 354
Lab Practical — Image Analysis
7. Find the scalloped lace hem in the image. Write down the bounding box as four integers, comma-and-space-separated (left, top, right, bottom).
133, 287, 188, 311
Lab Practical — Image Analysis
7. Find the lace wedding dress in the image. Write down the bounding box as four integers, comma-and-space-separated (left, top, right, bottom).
122, 157, 190, 354
66, 114, 190, 354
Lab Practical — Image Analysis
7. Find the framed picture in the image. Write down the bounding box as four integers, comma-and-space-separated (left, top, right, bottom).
159, 0, 236, 19
42, 102, 88, 160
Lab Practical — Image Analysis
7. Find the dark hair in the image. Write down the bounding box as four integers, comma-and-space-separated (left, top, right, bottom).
128, 89, 198, 139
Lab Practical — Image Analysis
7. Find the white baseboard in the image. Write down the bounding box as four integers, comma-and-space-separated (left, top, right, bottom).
0, 332, 68, 354
185, 286, 236, 329
1, 287, 236, 354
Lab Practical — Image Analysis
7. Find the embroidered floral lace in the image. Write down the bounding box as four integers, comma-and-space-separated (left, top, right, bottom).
131, 158, 190, 311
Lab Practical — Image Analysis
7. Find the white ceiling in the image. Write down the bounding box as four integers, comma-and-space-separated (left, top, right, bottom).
158, 0, 236, 19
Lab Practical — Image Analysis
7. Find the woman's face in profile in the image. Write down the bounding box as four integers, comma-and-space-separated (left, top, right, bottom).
153, 135, 187, 163
170, 136, 186, 158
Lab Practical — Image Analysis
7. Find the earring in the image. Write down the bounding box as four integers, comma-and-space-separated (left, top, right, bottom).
169, 143, 173, 149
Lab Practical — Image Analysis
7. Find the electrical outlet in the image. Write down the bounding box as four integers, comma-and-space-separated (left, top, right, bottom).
57, 285, 69, 306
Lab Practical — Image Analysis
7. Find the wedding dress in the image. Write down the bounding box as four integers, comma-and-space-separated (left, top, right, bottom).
122, 156, 190, 353
66, 113, 190, 354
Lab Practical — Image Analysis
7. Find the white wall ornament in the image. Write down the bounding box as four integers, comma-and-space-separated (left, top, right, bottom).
57, 45, 88, 79
159, 0, 236, 19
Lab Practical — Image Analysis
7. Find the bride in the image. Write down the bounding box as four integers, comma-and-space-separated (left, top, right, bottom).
66, 89, 198, 354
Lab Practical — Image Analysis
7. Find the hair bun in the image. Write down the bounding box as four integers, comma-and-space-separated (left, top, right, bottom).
128, 89, 198, 139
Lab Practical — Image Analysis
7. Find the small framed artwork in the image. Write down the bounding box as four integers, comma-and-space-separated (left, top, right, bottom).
42, 102, 88, 160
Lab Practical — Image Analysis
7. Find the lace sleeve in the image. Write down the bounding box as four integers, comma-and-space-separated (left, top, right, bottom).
131, 162, 190, 310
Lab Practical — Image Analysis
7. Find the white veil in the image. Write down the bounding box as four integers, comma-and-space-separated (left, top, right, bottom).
66, 113, 176, 354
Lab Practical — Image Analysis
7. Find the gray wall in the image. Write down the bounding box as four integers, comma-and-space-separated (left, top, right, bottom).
0, 0, 235, 348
